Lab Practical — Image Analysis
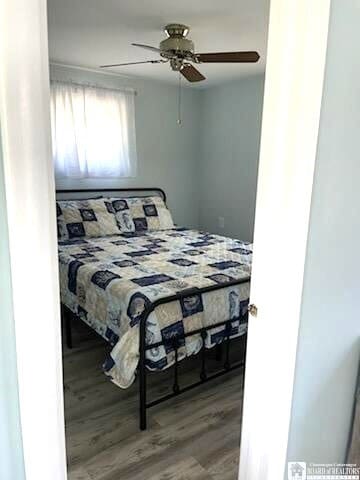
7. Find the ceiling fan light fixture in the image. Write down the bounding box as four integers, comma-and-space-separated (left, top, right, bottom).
163, 23, 190, 38
160, 23, 194, 60
160, 37, 194, 57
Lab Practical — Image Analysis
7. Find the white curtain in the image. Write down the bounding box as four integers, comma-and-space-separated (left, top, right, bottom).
50, 81, 137, 178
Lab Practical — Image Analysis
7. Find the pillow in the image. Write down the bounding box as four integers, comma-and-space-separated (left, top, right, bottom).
110, 196, 174, 232
56, 198, 120, 240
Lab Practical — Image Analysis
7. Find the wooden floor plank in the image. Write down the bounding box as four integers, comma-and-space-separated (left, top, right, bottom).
64, 320, 243, 480
68, 466, 92, 480
146, 457, 213, 480
203, 447, 241, 480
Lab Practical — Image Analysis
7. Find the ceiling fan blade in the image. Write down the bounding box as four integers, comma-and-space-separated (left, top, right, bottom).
131, 43, 161, 53
100, 60, 164, 68
180, 64, 206, 82
196, 51, 260, 63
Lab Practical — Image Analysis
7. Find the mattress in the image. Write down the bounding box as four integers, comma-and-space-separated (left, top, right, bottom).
58, 228, 252, 388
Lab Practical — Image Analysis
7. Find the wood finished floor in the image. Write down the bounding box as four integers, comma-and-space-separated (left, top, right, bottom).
63, 321, 244, 480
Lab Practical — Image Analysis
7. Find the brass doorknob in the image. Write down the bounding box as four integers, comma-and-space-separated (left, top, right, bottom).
248, 304, 258, 317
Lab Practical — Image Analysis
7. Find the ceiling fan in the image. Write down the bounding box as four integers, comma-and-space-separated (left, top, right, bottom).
100, 23, 260, 82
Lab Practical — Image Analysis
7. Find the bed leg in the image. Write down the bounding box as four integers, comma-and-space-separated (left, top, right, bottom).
139, 368, 147, 431
62, 305, 73, 349
139, 316, 147, 431
215, 343, 223, 361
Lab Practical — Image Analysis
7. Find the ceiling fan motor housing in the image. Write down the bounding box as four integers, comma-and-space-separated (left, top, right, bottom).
160, 23, 194, 64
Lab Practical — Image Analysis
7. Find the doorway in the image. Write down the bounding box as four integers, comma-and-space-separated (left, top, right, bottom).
0, 0, 332, 478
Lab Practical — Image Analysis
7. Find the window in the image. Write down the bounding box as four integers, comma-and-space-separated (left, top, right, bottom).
50, 81, 137, 178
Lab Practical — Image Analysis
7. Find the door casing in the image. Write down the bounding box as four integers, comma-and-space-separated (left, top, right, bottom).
239, 1, 330, 479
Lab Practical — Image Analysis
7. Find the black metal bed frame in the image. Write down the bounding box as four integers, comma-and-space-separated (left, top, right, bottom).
58, 187, 250, 431
56, 186, 167, 202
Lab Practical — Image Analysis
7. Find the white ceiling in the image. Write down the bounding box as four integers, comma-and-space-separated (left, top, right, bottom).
47, 0, 269, 88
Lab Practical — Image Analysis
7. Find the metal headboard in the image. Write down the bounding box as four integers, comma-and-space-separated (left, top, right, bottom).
55, 187, 166, 203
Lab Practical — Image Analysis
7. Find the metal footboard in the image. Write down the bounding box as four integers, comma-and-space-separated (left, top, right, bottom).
138, 276, 250, 430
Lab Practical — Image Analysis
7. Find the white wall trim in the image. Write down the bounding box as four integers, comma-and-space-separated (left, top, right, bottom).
50, 61, 137, 79
238, 1, 330, 479
0, 1, 67, 479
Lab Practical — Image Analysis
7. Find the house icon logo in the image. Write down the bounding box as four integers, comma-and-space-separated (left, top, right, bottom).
287, 462, 307, 480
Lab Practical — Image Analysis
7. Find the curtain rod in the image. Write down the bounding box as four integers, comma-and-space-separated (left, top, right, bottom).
50, 79, 137, 95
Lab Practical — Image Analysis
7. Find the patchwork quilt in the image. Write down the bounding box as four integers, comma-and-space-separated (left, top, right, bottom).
58, 228, 252, 388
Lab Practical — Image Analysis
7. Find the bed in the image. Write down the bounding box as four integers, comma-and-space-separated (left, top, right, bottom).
57, 188, 251, 430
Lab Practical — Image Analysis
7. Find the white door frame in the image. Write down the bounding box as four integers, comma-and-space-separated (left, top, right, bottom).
0, 1, 330, 479
239, 1, 330, 479
0, 1, 67, 480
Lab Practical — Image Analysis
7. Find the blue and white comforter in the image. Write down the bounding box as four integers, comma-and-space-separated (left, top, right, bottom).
58, 228, 252, 388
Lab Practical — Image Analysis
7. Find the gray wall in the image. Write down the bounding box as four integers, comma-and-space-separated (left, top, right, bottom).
50, 64, 202, 229
198, 75, 264, 241
0, 129, 25, 479
287, 0, 360, 465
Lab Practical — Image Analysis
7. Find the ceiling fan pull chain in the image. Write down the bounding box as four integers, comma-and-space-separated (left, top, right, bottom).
177, 72, 182, 126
